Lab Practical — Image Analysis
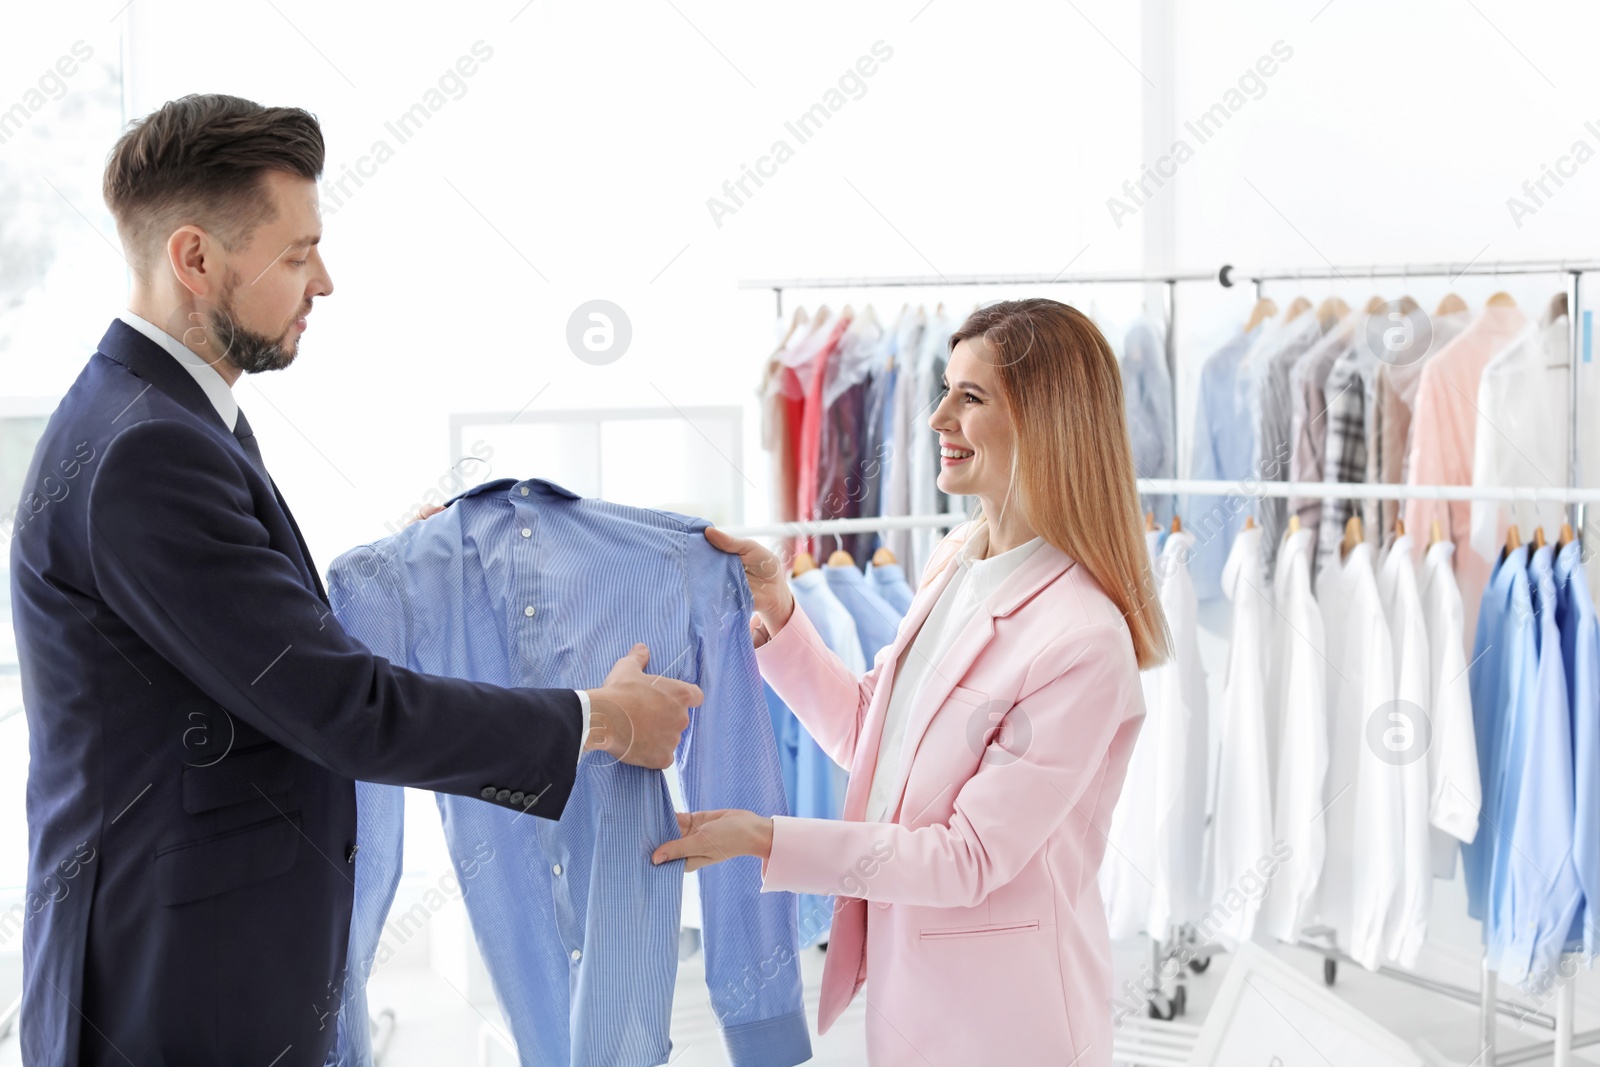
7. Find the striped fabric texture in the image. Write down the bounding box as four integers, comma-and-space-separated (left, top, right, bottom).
324, 478, 808, 1067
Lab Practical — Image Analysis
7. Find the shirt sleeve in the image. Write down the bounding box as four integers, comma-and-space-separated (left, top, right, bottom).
679, 529, 811, 1067
761, 623, 1143, 910
86, 417, 584, 814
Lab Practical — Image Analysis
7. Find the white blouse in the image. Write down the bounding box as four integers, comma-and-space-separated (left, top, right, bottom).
863, 524, 1045, 823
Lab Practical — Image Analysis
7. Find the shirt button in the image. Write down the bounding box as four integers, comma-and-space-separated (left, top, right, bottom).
520, 486, 529, 496
524, 605, 536, 617
521, 528, 531, 538
570, 949, 582, 962
553, 863, 563, 876
495, 789, 511, 802
480, 786, 496, 799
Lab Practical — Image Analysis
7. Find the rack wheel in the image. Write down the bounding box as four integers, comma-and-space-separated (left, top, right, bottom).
1173, 985, 1188, 1017
1323, 958, 1337, 986
1147, 993, 1179, 1021
1188, 956, 1211, 974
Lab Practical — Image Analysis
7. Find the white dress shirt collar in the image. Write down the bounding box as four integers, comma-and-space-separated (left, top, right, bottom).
118, 310, 239, 432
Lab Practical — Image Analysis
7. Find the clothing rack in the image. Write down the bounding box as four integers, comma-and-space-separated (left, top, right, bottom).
742, 259, 1595, 1066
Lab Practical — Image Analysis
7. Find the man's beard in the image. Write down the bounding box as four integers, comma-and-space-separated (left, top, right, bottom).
207, 281, 300, 375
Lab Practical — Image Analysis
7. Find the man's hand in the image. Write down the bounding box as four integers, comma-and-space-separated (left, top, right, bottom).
651, 809, 773, 872
583, 644, 702, 769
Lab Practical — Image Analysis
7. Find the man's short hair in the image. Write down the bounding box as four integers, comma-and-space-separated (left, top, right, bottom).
103, 93, 324, 281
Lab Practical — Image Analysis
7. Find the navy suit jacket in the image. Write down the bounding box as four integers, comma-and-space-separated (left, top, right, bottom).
8, 319, 584, 1065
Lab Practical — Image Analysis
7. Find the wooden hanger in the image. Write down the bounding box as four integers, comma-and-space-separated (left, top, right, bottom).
1284, 296, 1313, 322
1394, 517, 1407, 538
1244, 515, 1256, 530
1487, 291, 1517, 308
1315, 296, 1349, 328
871, 546, 897, 566
1145, 511, 1157, 532
1170, 514, 1183, 534
1429, 519, 1444, 548
1364, 295, 1386, 314
776, 306, 810, 350
1340, 514, 1364, 560
826, 548, 856, 567
1548, 292, 1569, 323
1244, 297, 1278, 333
1287, 513, 1301, 535
1436, 293, 1468, 316
1504, 524, 1522, 554
1533, 526, 1547, 549
1560, 522, 1575, 546
791, 551, 817, 577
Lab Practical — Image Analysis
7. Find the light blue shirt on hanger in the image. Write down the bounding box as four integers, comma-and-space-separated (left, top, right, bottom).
324, 478, 808, 1067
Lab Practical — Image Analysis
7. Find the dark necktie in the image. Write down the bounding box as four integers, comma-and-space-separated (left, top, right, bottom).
233, 407, 269, 481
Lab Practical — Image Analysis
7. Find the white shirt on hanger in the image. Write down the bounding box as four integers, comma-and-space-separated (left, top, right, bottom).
1102, 530, 1165, 938
1204, 524, 1274, 944
1259, 525, 1328, 944
1323, 542, 1401, 970
1148, 529, 1210, 941
1375, 534, 1433, 969
1419, 539, 1480, 876
863, 524, 1043, 824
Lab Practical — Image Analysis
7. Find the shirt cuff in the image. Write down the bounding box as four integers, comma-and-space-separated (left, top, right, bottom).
574, 688, 591, 763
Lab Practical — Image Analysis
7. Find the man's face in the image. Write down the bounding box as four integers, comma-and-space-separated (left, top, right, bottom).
201, 169, 333, 375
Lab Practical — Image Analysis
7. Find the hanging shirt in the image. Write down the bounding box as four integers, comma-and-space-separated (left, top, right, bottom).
1120, 317, 1177, 526
1288, 311, 1364, 567
1496, 545, 1583, 986
823, 562, 901, 665
325, 479, 808, 1067
1256, 313, 1331, 579
1374, 309, 1471, 535
864, 526, 1044, 824
1146, 530, 1210, 941
782, 569, 866, 942
866, 559, 915, 615
1318, 541, 1401, 970
1556, 540, 1600, 958
1185, 326, 1260, 602
881, 309, 928, 568
1403, 304, 1530, 648
1418, 540, 1480, 880
1375, 535, 1433, 969
816, 314, 884, 563
1258, 526, 1327, 944
796, 314, 853, 553
1102, 530, 1165, 938
1471, 313, 1587, 562
1463, 546, 1534, 927
1204, 524, 1273, 943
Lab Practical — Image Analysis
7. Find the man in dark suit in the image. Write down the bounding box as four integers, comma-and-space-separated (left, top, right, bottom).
7, 93, 702, 1065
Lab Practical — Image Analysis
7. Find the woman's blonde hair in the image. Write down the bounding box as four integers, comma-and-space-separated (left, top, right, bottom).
948, 298, 1170, 670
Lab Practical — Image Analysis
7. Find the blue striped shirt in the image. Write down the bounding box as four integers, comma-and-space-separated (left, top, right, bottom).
323, 478, 808, 1067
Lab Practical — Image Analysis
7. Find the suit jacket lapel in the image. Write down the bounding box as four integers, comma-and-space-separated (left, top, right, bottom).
97, 318, 327, 604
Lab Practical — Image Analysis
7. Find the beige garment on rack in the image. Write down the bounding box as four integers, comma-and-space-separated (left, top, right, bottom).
1373, 310, 1471, 536
1402, 303, 1529, 650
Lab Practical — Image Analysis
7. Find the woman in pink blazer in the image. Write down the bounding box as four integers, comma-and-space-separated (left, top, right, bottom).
653, 299, 1170, 1066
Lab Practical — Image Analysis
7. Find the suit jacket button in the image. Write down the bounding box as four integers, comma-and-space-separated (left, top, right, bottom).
346, 844, 359, 863
480, 786, 497, 799
495, 789, 511, 802
510, 791, 525, 805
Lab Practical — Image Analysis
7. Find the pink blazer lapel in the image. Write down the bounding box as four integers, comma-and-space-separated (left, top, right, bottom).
876, 542, 1078, 823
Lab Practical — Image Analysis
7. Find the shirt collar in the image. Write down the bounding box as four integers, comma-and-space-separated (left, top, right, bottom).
118, 309, 239, 432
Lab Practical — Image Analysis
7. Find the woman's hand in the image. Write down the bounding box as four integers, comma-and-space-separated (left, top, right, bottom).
651, 809, 774, 872
704, 527, 795, 646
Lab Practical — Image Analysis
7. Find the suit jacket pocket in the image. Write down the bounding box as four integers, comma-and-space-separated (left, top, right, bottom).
156, 810, 301, 905
181, 742, 296, 814
919, 919, 1040, 940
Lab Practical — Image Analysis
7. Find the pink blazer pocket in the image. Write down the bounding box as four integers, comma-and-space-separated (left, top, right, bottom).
919, 919, 1040, 940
